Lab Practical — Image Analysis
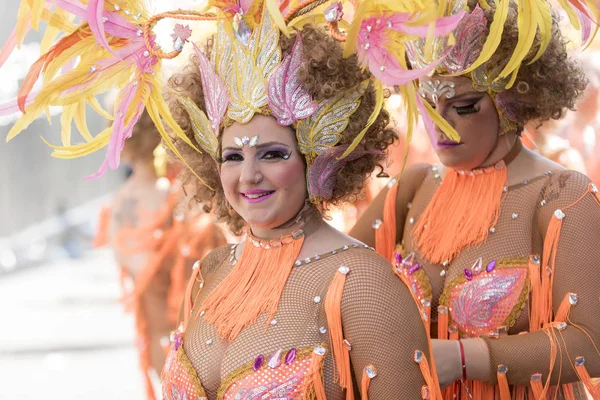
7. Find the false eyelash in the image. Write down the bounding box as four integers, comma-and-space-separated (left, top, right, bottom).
455, 104, 479, 115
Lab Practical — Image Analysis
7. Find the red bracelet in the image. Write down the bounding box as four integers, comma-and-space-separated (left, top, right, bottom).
458, 340, 467, 381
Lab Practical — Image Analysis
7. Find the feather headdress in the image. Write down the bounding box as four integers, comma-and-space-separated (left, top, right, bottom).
0, 0, 464, 196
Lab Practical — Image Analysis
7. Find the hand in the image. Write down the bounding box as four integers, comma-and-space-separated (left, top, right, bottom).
431, 339, 463, 389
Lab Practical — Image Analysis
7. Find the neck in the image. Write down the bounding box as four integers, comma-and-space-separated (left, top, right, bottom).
129, 161, 157, 181
249, 206, 322, 241
478, 132, 520, 168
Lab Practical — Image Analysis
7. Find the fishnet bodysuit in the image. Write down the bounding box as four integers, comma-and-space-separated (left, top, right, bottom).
351, 164, 600, 397
179, 243, 433, 399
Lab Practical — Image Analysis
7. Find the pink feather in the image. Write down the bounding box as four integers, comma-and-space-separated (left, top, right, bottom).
0, 26, 24, 69
415, 95, 438, 149
268, 34, 317, 126
308, 145, 379, 199
106, 80, 138, 169
0, 92, 38, 116
192, 42, 228, 133
87, 0, 117, 57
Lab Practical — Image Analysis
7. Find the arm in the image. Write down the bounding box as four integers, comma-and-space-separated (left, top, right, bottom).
349, 164, 430, 248
477, 172, 600, 386
341, 251, 436, 398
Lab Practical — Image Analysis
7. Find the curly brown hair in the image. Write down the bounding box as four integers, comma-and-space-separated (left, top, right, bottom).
476, 1, 588, 129
121, 110, 161, 164
165, 25, 397, 234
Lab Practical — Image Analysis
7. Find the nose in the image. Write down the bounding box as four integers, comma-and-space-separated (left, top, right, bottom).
433, 105, 456, 140
239, 158, 263, 185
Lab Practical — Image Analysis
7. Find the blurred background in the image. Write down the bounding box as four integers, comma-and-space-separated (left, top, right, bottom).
0, 1, 598, 399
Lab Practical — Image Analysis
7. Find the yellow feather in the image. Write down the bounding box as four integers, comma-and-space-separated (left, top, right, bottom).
498, 0, 538, 85
400, 83, 417, 173
529, 0, 552, 64
15, 2, 31, 47
74, 101, 95, 142
44, 128, 112, 159
6, 109, 38, 142
88, 97, 114, 121
265, 0, 289, 36
42, 8, 77, 32
146, 92, 213, 191
339, 79, 385, 159
460, 0, 510, 74
343, 0, 369, 58
422, 100, 461, 142
556, 0, 580, 29
60, 104, 76, 146
31, 0, 46, 31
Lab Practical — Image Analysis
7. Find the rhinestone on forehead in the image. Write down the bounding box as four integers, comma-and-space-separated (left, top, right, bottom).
418, 80, 456, 103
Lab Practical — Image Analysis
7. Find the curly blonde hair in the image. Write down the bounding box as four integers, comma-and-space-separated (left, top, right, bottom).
477, 1, 588, 130
166, 25, 397, 234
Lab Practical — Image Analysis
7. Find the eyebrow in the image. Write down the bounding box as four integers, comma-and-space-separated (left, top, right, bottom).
448, 92, 485, 101
222, 141, 290, 153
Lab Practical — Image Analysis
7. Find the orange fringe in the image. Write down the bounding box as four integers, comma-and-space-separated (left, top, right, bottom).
375, 183, 399, 263
574, 358, 600, 398
183, 264, 202, 331
437, 306, 448, 340
302, 349, 327, 400
530, 374, 544, 398
416, 350, 443, 400
412, 164, 507, 264
360, 365, 376, 400
540, 213, 564, 325
513, 385, 526, 400
324, 267, 353, 400
201, 235, 304, 341
528, 255, 543, 331
93, 206, 111, 247
497, 366, 511, 400
562, 383, 576, 400
554, 293, 575, 323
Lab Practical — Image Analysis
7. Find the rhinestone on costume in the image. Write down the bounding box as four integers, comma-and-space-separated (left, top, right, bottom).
503, 186, 508, 193
440, 270, 446, 277
200, 310, 205, 317
365, 364, 377, 378
270, 319, 278, 325
314, 346, 326, 356
89, 65, 97, 73
136, 29, 143, 37
421, 298, 431, 307
314, 296, 321, 303
464, 268, 473, 281
556, 322, 567, 330
295, 260, 302, 266
102, 17, 108, 22
414, 350, 424, 363
592, 183, 598, 193
143, 50, 150, 57
342, 245, 349, 251
395, 252, 403, 264
498, 365, 509, 374
407, 202, 412, 209
323, 1, 343, 22
575, 356, 585, 366
434, 173, 440, 179
174, 37, 185, 51
304, 258, 311, 264
409, 263, 421, 275
540, 200, 547, 206
364, 43, 370, 50
512, 213, 519, 219
253, 355, 264, 371
523, 180, 529, 185
114, 4, 121, 10
531, 373, 542, 381
569, 293, 578, 305
486, 260, 497, 273
530, 255, 540, 264
338, 265, 350, 275
267, 349, 282, 369
124, 9, 131, 15
489, 227, 496, 233
421, 386, 430, 399
442, 260, 449, 267
387, 178, 397, 188
285, 348, 297, 364
471, 257, 483, 275
432, 165, 439, 171
409, 217, 415, 224
170, 331, 176, 342
193, 260, 201, 270
372, 219, 383, 229
379, 65, 385, 71
554, 209, 566, 220
199, 282, 204, 289
320, 326, 327, 334
448, 325, 458, 334
545, 170, 552, 175
343, 339, 352, 350
206, 339, 213, 345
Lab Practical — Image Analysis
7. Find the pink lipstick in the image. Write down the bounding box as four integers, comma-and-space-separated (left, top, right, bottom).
436, 140, 463, 149
240, 189, 275, 203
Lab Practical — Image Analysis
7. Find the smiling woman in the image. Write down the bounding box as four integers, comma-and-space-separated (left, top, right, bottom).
159, 6, 447, 400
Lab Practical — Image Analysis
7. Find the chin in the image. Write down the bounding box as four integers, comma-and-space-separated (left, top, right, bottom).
437, 151, 486, 171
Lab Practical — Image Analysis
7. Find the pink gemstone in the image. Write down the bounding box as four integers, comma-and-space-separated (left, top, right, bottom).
174, 336, 182, 350
486, 260, 497, 273
395, 252, 403, 264
402, 252, 415, 267
267, 349, 282, 369
253, 355, 264, 371
471, 257, 483, 275
285, 348, 297, 365
464, 268, 473, 280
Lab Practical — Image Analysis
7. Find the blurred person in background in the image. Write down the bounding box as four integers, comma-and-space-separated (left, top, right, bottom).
94, 111, 226, 400
352, 1, 600, 398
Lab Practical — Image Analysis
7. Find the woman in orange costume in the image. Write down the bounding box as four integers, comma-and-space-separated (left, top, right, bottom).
351, 1, 600, 398
95, 111, 226, 400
